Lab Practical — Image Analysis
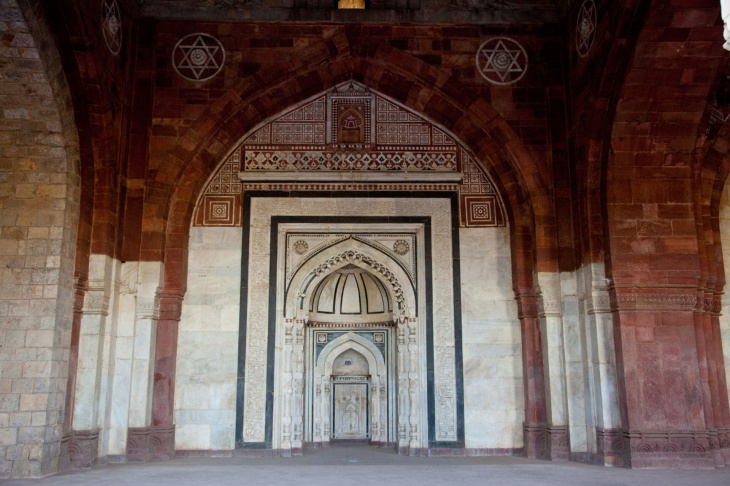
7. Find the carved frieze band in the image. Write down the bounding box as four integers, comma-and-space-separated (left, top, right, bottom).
158, 295, 183, 321
523, 422, 547, 459
610, 291, 723, 314
126, 426, 152, 462
619, 429, 714, 455
587, 294, 611, 315
136, 300, 159, 320
516, 294, 540, 319
240, 183, 459, 192
596, 427, 624, 459
538, 299, 562, 318
82, 291, 110, 316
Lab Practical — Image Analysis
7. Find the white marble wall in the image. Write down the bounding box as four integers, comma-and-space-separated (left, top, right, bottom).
106, 261, 160, 455
174, 227, 241, 450
536, 262, 619, 457
71, 256, 162, 458
107, 262, 138, 455
459, 227, 524, 449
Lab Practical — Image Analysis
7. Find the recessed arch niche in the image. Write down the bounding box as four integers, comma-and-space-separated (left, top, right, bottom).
175, 80, 523, 457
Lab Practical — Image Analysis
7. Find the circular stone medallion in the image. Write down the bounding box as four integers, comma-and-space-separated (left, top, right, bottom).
476, 37, 528, 86
293, 240, 309, 255
393, 240, 410, 255
172, 33, 226, 82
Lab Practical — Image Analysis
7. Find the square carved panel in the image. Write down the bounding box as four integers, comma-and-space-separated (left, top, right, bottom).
460, 194, 503, 227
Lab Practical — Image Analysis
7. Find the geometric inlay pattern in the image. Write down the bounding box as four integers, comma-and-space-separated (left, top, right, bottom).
172, 33, 225, 82
101, 0, 122, 56
462, 196, 498, 227
244, 150, 458, 172
239, 183, 460, 193
576, 0, 597, 58
476, 37, 528, 86
193, 148, 242, 226
459, 154, 505, 227
195, 82, 507, 228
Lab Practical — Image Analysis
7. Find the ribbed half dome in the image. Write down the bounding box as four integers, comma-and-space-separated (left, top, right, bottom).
309, 265, 392, 323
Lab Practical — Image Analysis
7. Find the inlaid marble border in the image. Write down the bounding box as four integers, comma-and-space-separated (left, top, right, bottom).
235, 192, 465, 449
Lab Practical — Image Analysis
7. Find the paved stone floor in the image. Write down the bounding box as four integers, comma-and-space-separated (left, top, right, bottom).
5, 444, 730, 485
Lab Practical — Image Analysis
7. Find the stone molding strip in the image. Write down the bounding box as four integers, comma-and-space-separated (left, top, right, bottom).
239, 170, 464, 182
611, 292, 705, 312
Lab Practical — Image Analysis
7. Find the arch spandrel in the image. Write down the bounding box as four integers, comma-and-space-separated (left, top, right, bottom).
192, 81, 506, 230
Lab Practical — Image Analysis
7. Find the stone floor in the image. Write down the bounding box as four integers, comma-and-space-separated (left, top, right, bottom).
6, 445, 730, 485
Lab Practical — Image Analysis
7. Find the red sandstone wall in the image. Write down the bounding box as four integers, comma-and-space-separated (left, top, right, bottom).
26, 0, 730, 469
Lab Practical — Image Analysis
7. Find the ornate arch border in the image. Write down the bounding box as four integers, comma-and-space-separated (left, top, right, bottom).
151, 36, 553, 456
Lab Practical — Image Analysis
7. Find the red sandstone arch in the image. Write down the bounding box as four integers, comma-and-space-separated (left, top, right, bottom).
603, 0, 730, 465
33, 0, 132, 438
147, 35, 555, 449
701, 120, 730, 450
574, 0, 651, 271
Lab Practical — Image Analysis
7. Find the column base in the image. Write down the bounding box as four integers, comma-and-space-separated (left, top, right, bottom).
596, 427, 624, 466
58, 430, 99, 470
620, 429, 715, 468
546, 425, 569, 461
126, 427, 152, 462
523, 422, 547, 459
150, 425, 176, 460
719, 427, 730, 465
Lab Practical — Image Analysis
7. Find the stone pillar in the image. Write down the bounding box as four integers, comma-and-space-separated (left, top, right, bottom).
557, 270, 590, 462
69, 255, 116, 468
583, 264, 621, 465
125, 262, 161, 462
516, 293, 548, 459
407, 318, 420, 452
536, 273, 570, 460
280, 319, 294, 455
106, 262, 137, 458
396, 318, 410, 452
611, 288, 714, 468
149, 291, 181, 460
291, 320, 304, 454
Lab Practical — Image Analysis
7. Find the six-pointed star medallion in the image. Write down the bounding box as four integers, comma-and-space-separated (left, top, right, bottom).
476, 37, 528, 85
173, 33, 225, 82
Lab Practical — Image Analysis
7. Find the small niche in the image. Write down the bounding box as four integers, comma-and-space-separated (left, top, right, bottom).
338, 0, 366, 9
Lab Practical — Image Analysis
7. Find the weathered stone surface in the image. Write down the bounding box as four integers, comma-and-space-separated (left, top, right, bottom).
0, 0, 79, 479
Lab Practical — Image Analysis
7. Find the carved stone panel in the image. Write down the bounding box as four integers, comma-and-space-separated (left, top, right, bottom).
332, 382, 369, 440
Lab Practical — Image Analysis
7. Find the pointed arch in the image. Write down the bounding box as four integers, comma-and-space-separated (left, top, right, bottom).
151, 36, 552, 436
317, 332, 385, 375
154, 36, 552, 297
